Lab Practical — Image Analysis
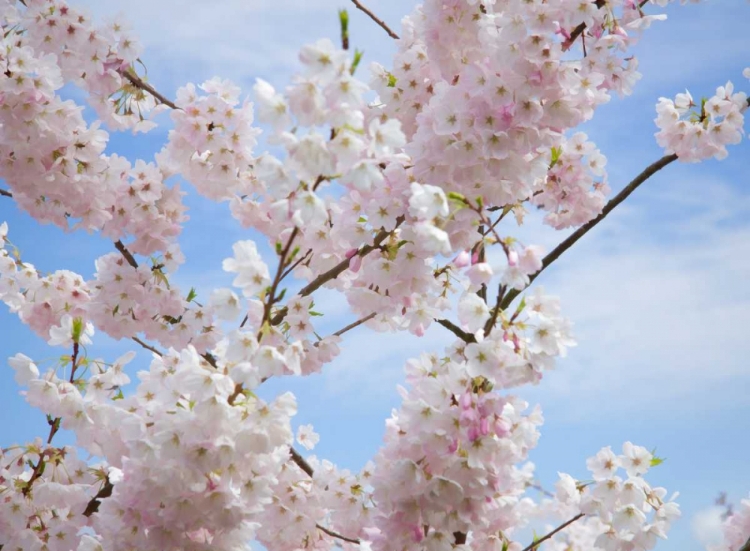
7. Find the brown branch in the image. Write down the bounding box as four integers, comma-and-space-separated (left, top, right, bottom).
121, 70, 178, 110
562, 0, 605, 51
330, 312, 376, 338
289, 447, 315, 477
500, 153, 678, 311
739, 536, 750, 551
521, 513, 585, 551
271, 218, 403, 326
316, 523, 361, 544
22, 343, 80, 496
0, 188, 11, 198
435, 318, 476, 344
350, 0, 400, 40
259, 227, 300, 337
114, 240, 139, 269
83, 478, 114, 517
132, 336, 163, 356
483, 283, 506, 337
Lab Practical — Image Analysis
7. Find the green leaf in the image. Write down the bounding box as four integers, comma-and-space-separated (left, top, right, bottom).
650, 448, 666, 467
71, 317, 84, 343
447, 191, 466, 203
309, 310, 324, 317
350, 49, 364, 75
387, 72, 397, 88
550, 146, 562, 169
186, 287, 198, 303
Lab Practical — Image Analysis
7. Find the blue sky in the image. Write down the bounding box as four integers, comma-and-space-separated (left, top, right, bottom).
1, 2, 749, 550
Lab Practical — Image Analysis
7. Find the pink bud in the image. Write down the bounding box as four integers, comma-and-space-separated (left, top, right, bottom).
348, 254, 362, 272
468, 426, 479, 442
480, 417, 490, 436
460, 392, 472, 410
507, 250, 519, 267
448, 438, 459, 454
454, 251, 470, 268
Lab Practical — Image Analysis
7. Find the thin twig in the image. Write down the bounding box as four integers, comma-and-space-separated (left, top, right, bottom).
483, 282, 506, 337
132, 336, 163, 356
350, 0, 400, 40
521, 513, 585, 551
500, 153, 678, 311
331, 312, 376, 338
23, 343, 80, 496
271, 218, 403, 326
281, 248, 312, 282
121, 70, 178, 110
316, 524, 361, 544
114, 240, 139, 269
0, 189, 11, 198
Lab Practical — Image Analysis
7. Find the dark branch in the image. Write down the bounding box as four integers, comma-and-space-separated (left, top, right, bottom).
132, 336, 163, 356
289, 447, 315, 477
521, 513, 585, 551
435, 318, 476, 344
271, 218, 402, 326
330, 312, 376, 338
0, 189, 11, 198
316, 523, 361, 544
121, 70, 178, 110
114, 240, 139, 270
500, 153, 678, 310
563, 0, 605, 51
350, 0, 400, 40
83, 478, 114, 517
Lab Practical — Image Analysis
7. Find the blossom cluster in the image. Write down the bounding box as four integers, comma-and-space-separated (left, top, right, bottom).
556, 444, 681, 551
655, 83, 748, 162
1, 0, 748, 551
710, 495, 750, 551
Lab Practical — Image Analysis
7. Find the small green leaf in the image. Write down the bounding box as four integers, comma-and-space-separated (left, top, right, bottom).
186, 287, 198, 303
650, 448, 666, 467
350, 49, 364, 75
387, 72, 397, 88
71, 317, 84, 343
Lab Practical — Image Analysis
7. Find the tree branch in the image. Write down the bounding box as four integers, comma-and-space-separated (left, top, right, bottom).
740, 536, 750, 551
289, 446, 315, 477
271, 218, 403, 326
114, 240, 139, 270
435, 318, 476, 344
562, 0, 605, 51
521, 513, 585, 551
121, 70, 178, 110
350, 0, 400, 40
0, 188, 11, 198
82, 478, 114, 517
330, 312, 376, 338
132, 336, 163, 356
316, 523, 361, 544
500, 153, 678, 311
